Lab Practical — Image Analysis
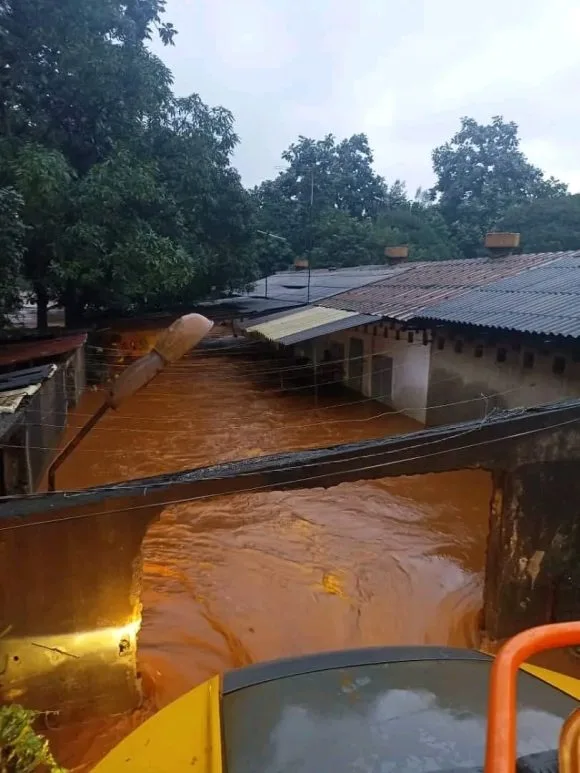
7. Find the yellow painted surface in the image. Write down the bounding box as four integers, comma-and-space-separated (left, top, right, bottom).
520, 663, 580, 700
92, 657, 580, 773
246, 306, 357, 342
92, 675, 222, 773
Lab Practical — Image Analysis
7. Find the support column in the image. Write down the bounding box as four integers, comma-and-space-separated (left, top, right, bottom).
482, 461, 580, 642
0, 501, 162, 721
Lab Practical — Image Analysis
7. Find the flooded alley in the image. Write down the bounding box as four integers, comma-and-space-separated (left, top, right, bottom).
51, 334, 491, 768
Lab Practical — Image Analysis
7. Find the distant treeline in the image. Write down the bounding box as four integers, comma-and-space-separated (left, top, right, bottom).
0, 1, 578, 328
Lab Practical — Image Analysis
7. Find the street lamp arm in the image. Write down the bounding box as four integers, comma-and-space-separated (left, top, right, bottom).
47, 314, 213, 492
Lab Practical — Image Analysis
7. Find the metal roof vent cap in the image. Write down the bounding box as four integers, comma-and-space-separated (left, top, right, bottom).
485, 232, 520, 258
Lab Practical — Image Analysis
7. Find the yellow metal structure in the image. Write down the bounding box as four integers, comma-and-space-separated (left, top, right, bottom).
522, 663, 580, 700
92, 675, 222, 773
92, 658, 580, 772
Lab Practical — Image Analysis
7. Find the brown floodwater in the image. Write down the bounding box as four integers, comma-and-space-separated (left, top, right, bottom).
47, 330, 492, 770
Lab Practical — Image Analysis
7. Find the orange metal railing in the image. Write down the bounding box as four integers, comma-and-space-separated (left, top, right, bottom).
485, 622, 580, 773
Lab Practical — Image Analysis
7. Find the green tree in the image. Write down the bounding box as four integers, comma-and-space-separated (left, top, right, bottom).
0, 142, 75, 328
144, 95, 255, 300
0, 187, 26, 323
0, 0, 256, 325
56, 149, 192, 322
310, 210, 380, 268
495, 195, 580, 253
253, 133, 407, 270
374, 203, 459, 261
431, 116, 567, 258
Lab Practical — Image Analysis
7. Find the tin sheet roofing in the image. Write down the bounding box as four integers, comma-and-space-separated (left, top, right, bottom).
320, 253, 566, 321
415, 251, 580, 338
241, 265, 408, 308
0, 333, 86, 368
0, 364, 57, 414
245, 306, 376, 345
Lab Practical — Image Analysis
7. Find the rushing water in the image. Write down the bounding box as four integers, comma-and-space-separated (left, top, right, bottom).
48, 330, 491, 769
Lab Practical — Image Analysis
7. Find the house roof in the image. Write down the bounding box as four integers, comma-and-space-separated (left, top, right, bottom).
0, 333, 86, 369
240, 265, 408, 309
414, 251, 580, 338
0, 364, 58, 414
244, 306, 377, 345
319, 253, 567, 321
0, 363, 58, 441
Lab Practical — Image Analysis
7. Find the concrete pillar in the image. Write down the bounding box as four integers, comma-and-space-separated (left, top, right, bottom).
0, 500, 162, 721
482, 461, 580, 642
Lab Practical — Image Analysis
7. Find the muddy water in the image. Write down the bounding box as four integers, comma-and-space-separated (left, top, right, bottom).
51, 336, 491, 769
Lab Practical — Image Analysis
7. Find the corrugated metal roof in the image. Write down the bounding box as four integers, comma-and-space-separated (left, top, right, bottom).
0, 333, 86, 368
0, 385, 43, 414
245, 305, 376, 345
241, 265, 409, 308
415, 251, 580, 338
0, 364, 57, 414
320, 252, 568, 321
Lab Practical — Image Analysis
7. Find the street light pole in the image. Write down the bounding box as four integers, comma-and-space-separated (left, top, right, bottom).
47, 313, 214, 492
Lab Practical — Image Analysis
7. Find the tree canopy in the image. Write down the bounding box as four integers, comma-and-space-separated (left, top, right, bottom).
495, 195, 580, 254
0, 3, 576, 329
430, 116, 567, 257
0, 0, 251, 326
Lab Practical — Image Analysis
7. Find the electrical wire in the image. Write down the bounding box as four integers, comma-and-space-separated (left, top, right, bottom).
0, 383, 529, 453
1, 407, 576, 532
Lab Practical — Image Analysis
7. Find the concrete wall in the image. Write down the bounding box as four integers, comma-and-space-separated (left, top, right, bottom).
0, 346, 87, 496
0, 499, 162, 720
297, 321, 431, 423
427, 328, 580, 426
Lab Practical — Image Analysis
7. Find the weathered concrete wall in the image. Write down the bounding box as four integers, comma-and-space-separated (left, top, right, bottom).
302, 321, 431, 422
427, 328, 580, 427
0, 499, 162, 720
0, 347, 87, 496
483, 460, 580, 641
64, 346, 86, 407
1, 369, 68, 497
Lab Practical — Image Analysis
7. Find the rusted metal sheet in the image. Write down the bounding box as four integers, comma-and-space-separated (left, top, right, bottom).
321, 252, 572, 321
415, 252, 580, 338
0, 333, 87, 369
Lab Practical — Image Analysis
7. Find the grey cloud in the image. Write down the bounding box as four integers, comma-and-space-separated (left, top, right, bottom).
153, 0, 580, 193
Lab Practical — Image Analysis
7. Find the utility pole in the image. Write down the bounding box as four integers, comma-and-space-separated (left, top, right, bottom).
307, 168, 314, 304
256, 230, 290, 299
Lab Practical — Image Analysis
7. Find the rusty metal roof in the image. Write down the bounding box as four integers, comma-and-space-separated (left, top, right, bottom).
244, 305, 377, 345
0, 333, 86, 369
320, 253, 568, 321
415, 251, 580, 338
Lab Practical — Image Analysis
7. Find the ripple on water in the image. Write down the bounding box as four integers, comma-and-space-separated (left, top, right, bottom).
51, 342, 491, 770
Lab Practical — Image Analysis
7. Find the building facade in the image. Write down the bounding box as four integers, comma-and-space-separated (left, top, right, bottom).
245, 249, 580, 428
0, 334, 87, 495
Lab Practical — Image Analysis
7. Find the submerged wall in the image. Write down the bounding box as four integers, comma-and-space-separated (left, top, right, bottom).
297, 321, 431, 423
0, 498, 162, 720
426, 328, 580, 427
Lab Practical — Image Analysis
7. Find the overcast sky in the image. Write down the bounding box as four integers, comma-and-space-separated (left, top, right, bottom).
152, 0, 580, 194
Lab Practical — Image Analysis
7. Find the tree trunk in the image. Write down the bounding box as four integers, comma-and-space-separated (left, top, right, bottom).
35, 286, 48, 331
63, 287, 85, 329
